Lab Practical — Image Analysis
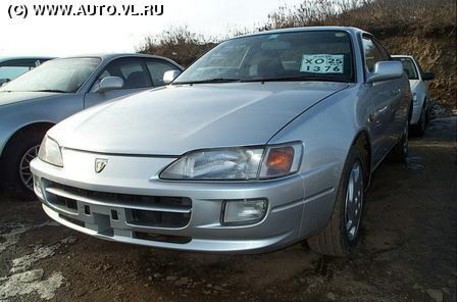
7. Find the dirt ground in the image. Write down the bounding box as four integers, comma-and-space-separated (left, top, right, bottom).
0, 116, 456, 302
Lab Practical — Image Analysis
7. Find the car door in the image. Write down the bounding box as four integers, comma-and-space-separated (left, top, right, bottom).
83, 57, 154, 108
362, 35, 404, 164
413, 59, 430, 102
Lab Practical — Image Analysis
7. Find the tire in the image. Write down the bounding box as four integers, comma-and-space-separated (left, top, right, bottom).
390, 116, 409, 163
307, 146, 365, 257
1, 130, 46, 200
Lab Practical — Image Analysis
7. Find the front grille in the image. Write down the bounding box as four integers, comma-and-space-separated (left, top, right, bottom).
44, 180, 192, 229
48, 182, 191, 209
131, 209, 190, 228
53, 195, 78, 211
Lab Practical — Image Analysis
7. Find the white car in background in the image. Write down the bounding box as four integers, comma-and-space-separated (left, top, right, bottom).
392, 55, 434, 135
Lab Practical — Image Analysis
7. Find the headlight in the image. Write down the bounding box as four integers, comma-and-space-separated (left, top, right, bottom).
161, 147, 263, 180
38, 136, 63, 167
160, 142, 303, 181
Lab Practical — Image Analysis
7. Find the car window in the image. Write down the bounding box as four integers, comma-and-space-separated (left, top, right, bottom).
392, 57, 418, 80
146, 60, 179, 87
174, 30, 355, 84
0, 58, 49, 84
0, 57, 101, 93
362, 35, 390, 72
415, 60, 425, 77
96, 58, 151, 90
0, 66, 32, 82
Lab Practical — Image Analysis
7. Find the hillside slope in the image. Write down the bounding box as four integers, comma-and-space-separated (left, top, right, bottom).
263, 0, 456, 107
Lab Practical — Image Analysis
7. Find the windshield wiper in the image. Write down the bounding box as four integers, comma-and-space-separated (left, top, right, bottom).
174, 78, 241, 85
243, 75, 348, 83
34, 89, 66, 93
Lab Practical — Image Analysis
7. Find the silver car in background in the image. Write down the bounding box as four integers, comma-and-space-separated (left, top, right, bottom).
31, 27, 411, 256
0, 53, 183, 197
0, 56, 54, 85
392, 55, 434, 135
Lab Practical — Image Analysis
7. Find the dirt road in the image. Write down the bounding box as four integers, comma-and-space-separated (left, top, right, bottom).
1, 117, 456, 302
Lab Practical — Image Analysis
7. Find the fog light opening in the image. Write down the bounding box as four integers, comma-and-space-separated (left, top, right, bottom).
222, 199, 268, 226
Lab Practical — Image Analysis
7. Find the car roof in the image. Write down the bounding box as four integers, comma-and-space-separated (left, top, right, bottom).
61, 53, 168, 60
0, 56, 55, 63
230, 26, 372, 40
52, 53, 183, 69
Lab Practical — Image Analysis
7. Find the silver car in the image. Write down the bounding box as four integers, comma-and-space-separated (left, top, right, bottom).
0, 56, 54, 85
392, 55, 434, 135
31, 27, 411, 256
0, 53, 183, 197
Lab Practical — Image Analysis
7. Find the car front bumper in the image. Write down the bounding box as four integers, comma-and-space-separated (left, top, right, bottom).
30, 148, 336, 253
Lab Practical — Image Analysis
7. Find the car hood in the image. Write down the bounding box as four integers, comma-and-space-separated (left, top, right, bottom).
51, 82, 349, 155
0, 91, 61, 106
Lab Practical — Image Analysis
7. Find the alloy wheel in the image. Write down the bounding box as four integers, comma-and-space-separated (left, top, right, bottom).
344, 161, 364, 241
19, 145, 40, 191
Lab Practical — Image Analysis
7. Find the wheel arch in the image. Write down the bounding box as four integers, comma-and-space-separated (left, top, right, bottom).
350, 130, 372, 189
306, 133, 371, 256
0, 122, 55, 160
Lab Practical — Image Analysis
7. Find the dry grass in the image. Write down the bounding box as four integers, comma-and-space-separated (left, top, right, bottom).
137, 26, 216, 67
262, 0, 456, 36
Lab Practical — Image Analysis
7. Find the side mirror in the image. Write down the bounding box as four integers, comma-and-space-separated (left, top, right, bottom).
367, 61, 403, 84
93, 76, 124, 93
422, 72, 435, 81
163, 70, 181, 85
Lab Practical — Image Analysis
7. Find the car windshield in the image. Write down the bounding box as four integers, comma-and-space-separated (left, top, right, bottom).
174, 30, 354, 84
0, 57, 101, 93
392, 57, 418, 80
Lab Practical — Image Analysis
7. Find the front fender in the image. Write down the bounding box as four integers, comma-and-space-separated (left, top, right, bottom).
0, 94, 84, 157
267, 84, 370, 237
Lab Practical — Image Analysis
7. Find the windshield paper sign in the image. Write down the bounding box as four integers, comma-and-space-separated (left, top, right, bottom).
300, 54, 344, 74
